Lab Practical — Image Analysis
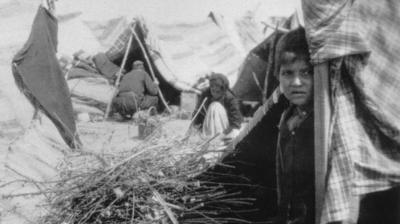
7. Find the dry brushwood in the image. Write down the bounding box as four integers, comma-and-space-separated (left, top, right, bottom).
39, 127, 256, 224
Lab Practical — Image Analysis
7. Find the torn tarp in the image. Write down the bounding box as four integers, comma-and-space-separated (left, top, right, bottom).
12, 6, 80, 149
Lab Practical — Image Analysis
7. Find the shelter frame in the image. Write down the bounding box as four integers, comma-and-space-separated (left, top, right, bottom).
314, 63, 331, 224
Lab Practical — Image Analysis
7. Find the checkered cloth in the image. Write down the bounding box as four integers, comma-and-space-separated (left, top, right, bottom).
302, 0, 400, 222
105, 26, 133, 62
302, 0, 369, 64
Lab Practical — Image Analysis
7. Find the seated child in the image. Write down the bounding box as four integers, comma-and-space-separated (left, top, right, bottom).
192, 73, 243, 138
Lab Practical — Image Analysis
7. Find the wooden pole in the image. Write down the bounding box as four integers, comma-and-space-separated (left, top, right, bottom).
261, 21, 290, 33
130, 26, 172, 113
314, 62, 331, 224
42, 0, 55, 14
186, 97, 207, 128
104, 26, 135, 119
251, 72, 263, 94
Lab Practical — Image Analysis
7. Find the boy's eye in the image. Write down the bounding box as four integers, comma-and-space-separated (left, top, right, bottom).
281, 71, 292, 77
300, 70, 312, 77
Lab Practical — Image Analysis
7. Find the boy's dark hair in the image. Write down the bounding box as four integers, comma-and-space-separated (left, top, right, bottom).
275, 27, 310, 76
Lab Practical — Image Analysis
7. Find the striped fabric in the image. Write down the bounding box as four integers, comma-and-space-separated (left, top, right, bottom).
148, 19, 244, 90
302, 0, 400, 222
85, 17, 130, 51
234, 16, 266, 52
302, 0, 369, 64
100, 17, 245, 92
105, 26, 133, 62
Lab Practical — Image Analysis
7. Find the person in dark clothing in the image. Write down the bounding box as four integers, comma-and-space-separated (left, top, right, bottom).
272, 27, 315, 224
111, 60, 159, 119
192, 73, 243, 137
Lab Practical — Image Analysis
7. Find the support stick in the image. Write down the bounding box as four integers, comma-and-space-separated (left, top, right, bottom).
261, 21, 289, 33
130, 26, 172, 113
104, 25, 135, 119
314, 63, 331, 224
181, 97, 208, 141
251, 72, 264, 94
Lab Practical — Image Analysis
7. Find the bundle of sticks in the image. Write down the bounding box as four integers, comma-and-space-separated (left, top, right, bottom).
40, 129, 256, 224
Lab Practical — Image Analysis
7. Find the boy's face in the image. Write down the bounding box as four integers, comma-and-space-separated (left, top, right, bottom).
279, 58, 313, 107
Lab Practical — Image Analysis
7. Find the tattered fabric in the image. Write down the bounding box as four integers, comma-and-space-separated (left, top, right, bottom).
302, 0, 400, 222
12, 6, 80, 148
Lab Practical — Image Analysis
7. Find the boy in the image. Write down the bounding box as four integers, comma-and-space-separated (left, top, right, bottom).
274, 27, 314, 224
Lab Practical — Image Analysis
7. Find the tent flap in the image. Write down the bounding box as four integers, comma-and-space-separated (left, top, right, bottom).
12, 6, 80, 149
302, 0, 400, 222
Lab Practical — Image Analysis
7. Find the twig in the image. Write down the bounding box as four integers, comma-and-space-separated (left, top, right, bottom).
183, 97, 208, 138
131, 193, 135, 223
260, 21, 289, 33
5, 165, 50, 200
152, 190, 179, 224
251, 72, 263, 94
2, 189, 69, 199
189, 97, 208, 128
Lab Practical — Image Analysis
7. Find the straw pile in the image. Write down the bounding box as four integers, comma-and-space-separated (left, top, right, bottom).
40, 126, 255, 224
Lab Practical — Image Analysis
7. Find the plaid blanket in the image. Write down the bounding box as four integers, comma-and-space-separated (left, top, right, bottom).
105, 23, 136, 62
303, 0, 400, 222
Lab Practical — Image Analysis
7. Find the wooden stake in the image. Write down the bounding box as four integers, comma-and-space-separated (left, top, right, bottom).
251, 72, 263, 93
314, 63, 331, 224
183, 97, 208, 138
188, 97, 208, 128
130, 26, 172, 113
104, 25, 135, 119
261, 21, 290, 33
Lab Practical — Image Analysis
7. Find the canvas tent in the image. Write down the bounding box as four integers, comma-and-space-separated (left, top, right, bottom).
1, 2, 299, 224
304, 0, 400, 222
84, 16, 130, 51
232, 14, 299, 103
66, 13, 261, 115
226, 0, 400, 223
105, 16, 245, 91
57, 13, 103, 57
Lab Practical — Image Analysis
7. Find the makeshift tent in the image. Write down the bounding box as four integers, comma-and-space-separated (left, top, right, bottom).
234, 13, 268, 52
303, 0, 400, 223
84, 16, 130, 50
67, 14, 255, 115
145, 17, 244, 91
226, 0, 400, 223
232, 14, 299, 103
57, 13, 103, 56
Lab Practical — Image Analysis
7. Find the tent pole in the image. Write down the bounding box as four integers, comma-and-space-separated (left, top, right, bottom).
130, 26, 172, 113
314, 62, 331, 224
104, 27, 135, 119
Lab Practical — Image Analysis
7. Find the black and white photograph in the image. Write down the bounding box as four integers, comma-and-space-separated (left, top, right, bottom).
0, 0, 399, 223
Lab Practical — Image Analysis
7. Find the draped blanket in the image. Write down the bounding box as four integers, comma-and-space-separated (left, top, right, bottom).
303, 0, 400, 221
12, 6, 79, 149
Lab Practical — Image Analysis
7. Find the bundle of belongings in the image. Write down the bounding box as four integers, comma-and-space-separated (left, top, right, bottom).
61, 51, 116, 120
